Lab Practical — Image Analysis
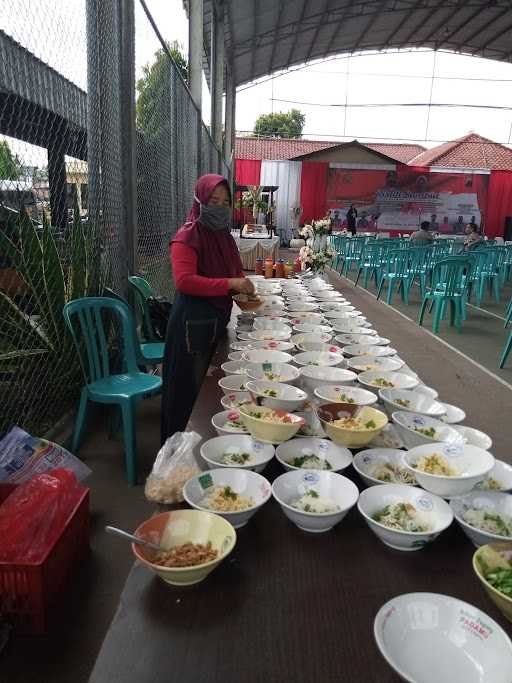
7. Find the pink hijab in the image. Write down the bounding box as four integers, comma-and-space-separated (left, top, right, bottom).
172, 174, 243, 309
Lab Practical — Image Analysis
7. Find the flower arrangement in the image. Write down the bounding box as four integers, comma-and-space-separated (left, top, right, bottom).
299, 219, 330, 240
299, 244, 335, 272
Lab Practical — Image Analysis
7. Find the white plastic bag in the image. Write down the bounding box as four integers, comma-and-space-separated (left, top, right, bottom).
144, 432, 201, 504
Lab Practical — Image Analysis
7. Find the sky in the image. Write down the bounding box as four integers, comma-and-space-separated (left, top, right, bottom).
3, 0, 512, 166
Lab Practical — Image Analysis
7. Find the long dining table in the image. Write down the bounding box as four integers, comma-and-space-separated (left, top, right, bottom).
88, 327, 510, 683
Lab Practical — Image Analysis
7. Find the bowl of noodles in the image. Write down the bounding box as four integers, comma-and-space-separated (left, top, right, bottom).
183, 468, 272, 529
317, 403, 388, 448
131, 509, 236, 586
238, 404, 305, 444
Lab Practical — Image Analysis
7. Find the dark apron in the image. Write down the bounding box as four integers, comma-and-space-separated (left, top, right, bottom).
161, 292, 230, 444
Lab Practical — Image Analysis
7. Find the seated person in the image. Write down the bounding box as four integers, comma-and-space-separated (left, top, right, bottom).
464, 223, 483, 251
410, 221, 433, 243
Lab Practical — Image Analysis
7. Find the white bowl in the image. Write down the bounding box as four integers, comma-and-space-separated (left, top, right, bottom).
358, 483, 453, 551
220, 392, 252, 410
293, 324, 333, 334
358, 370, 419, 394
348, 356, 404, 373
258, 295, 284, 306
319, 302, 352, 311
343, 344, 397, 358
272, 470, 359, 533
211, 409, 249, 436
379, 389, 446, 418
403, 443, 495, 497
200, 435, 275, 473
253, 317, 290, 330
300, 365, 357, 393
393, 412, 466, 449
285, 294, 316, 303
288, 312, 325, 324
230, 340, 254, 351
246, 380, 308, 412
183, 468, 271, 529
453, 425, 493, 450
248, 329, 291, 342
295, 411, 326, 438
242, 349, 293, 364
331, 322, 374, 334
475, 459, 512, 491
228, 351, 244, 361
324, 310, 362, 320
291, 332, 333, 347
221, 360, 249, 376
287, 302, 318, 312
246, 362, 300, 385
374, 592, 512, 682
275, 437, 353, 473
314, 384, 378, 406
439, 402, 466, 424
293, 351, 344, 367
414, 384, 439, 399
450, 490, 512, 546
256, 306, 286, 317
297, 342, 345, 354
313, 292, 345, 301
237, 339, 294, 352
218, 375, 249, 395
353, 448, 416, 487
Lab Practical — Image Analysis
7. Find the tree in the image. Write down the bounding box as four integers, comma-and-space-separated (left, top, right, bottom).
0, 140, 21, 180
253, 108, 305, 138
136, 41, 188, 138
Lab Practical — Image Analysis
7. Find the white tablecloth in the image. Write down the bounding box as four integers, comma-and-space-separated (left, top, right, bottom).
233, 236, 279, 270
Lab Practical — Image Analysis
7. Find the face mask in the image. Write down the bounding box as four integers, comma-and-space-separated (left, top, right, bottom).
196, 196, 231, 231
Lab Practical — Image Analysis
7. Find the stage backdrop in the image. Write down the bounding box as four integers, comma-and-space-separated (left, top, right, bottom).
327, 166, 489, 233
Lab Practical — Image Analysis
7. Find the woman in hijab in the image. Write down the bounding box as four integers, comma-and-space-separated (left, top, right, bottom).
161, 174, 254, 443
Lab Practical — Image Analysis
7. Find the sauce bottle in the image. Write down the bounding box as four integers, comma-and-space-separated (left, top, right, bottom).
264, 257, 274, 279
275, 259, 285, 278
255, 257, 263, 275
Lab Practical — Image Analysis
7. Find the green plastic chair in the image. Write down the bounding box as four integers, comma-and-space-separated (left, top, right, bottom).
504, 295, 512, 328
406, 246, 431, 299
418, 257, 471, 334
104, 287, 164, 366
354, 241, 385, 288
128, 275, 159, 342
499, 330, 512, 368
342, 237, 366, 276
376, 250, 412, 304
63, 297, 162, 485
475, 248, 506, 305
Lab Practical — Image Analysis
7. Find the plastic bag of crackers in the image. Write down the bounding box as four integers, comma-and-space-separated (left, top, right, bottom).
145, 432, 201, 504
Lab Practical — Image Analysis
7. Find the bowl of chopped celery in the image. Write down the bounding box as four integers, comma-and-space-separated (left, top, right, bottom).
272, 469, 359, 533
402, 442, 495, 498
353, 448, 417, 488
357, 370, 418, 395
314, 384, 378, 407
473, 543, 512, 622
275, 437, 352, 473
183, 468, 272, 529
450, 491, 512, 546
317, 403, 388, 448
246, 380, 308, 412
358, 483, 453, 551
379, 388, 446, 418
200, 434, 275, 473
392, 411, 463, 449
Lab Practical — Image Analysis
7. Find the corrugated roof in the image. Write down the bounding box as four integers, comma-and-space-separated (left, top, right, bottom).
235, 137, 425, 163
409, 133, 512, 170
195, 1, 512, 88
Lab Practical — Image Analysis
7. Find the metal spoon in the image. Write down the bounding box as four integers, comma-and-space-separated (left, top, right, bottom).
105, 525, 163, 552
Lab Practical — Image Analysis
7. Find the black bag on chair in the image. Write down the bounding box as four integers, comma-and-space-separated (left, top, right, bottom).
147, 297, 172, 340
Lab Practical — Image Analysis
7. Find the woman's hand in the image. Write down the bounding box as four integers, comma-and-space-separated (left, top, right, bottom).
228, 277, 255, 295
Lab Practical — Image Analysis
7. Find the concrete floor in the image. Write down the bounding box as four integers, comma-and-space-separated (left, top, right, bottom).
1, 263, 510, 682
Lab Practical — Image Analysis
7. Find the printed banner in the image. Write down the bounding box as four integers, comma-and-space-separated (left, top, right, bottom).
327, 167, 489, 233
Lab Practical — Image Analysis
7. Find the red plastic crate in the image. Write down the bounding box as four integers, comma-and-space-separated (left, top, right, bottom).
0, 482, 90, 634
